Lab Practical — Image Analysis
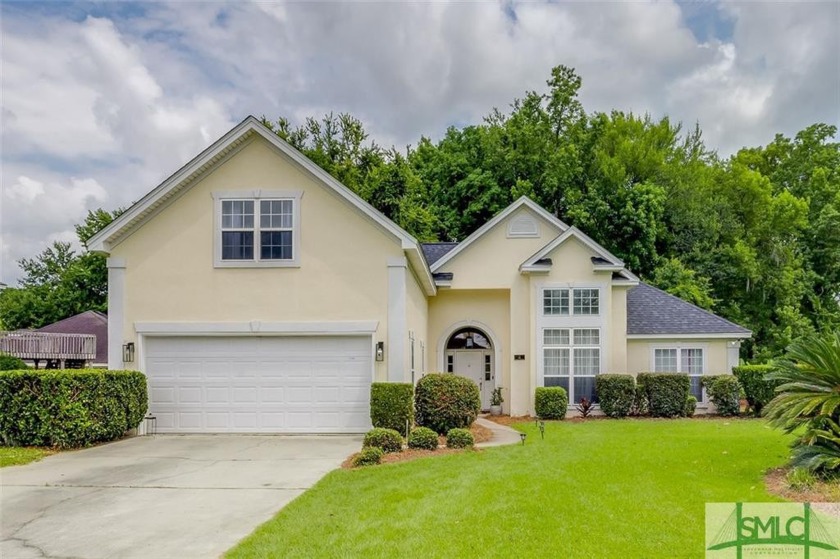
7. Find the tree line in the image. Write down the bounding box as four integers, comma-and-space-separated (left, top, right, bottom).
2, 65, 837, 361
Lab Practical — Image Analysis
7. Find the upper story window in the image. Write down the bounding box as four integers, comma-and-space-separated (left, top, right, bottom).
214, 191, 301, 267
542, 288, 600, 316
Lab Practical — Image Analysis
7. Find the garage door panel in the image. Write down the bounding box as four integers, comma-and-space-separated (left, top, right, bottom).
145, 335, 372, 433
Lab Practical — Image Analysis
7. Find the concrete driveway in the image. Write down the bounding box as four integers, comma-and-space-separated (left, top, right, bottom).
1, 434, 360, 559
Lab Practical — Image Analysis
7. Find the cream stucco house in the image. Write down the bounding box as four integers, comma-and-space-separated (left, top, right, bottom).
88, 117, 750, 433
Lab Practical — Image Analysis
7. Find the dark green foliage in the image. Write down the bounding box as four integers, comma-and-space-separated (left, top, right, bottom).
636, 373, 691, 418
595, 374, 636, 418
632, 383, 648, 416
407, 427, 438, 450
0, 353, 27, 371
685, 396, 698, 417
765, 332, 840, 473
0, 369, 147, 448
734, 365, 781, 415
445, 428, 474, 449
352, 447, 384, 467
370, 382, 414, 435
702, 375, 741, 416
534, 387, 568, 420
362, 428, 403, 453
414, 373, 481, 434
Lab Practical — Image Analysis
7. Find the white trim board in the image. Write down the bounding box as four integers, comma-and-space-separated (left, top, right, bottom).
430, 196, 569, 272
520, 226, 626, 270
626, 333, 751, 340
134, 321, 380, 335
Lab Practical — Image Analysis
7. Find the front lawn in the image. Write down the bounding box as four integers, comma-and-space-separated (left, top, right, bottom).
227, 419, 791, 559
0, 446, 52, 467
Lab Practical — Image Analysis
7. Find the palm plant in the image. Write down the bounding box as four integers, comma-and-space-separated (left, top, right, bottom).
764, 332, 840, 473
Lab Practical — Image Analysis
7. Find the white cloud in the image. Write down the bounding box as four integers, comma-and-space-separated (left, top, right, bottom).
0, 0, 837, 283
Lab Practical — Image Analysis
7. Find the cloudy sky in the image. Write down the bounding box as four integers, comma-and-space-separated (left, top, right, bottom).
1, 1, 838, 285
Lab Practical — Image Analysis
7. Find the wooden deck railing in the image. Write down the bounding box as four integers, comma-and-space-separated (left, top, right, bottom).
0, 331, 97, 360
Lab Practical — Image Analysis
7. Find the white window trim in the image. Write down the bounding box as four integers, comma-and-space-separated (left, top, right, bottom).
649, 343, 709, 403
541, 327, 601, 404
541, 287, 602, 318
212, 190, 302, 268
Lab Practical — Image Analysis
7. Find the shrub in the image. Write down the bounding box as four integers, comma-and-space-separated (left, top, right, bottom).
684, 395, 697, 416
490, 387, 504, 407
370, 382, 414, 435
352, 447, 384, 467
407, 427, 439, 450
765, 333, 840, 474
596, 374, 635, 418
733, 365, 781, 416
0, 369, 147, 448
446, 428, 474, 449
534, 387, 568, 419
636, 373, 690, 418
576, 396, 594, 418
414, 373, 481, 434
0, 353, 27, 371
631, 383, 648, 416
362, 427, 403, 453
702, 375, 741, 416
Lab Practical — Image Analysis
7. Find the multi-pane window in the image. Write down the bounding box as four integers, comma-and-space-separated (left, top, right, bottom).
542, 328, 600, 403
573, 289, 600, 315
220, 198, 295, 262
654, 347, 705, 401
542, 288, 600, 316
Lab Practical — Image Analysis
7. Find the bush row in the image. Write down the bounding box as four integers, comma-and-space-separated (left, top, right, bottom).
733, 365, 780, 415
0, 369, 148, 448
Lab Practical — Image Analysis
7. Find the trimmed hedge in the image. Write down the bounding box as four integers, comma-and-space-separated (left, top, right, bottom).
595, 374, 635, 418
685, 395, 697, 416
407, 427, 438, 450
362, 427, 403, 453
636, 373, 690, 418
370, 382, 414, 435
733, 365, 780, 415
0, 369, 147, 448
702, 375, 741, 416
414, 373, 481, 434
534, 387, 568, 420
0, 353, 27, 371
446, 428, 474, 449
352, 447, 384, 467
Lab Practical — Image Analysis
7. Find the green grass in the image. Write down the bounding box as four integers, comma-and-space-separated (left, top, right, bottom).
0, 446, 52, 467
227, 419, 791, 559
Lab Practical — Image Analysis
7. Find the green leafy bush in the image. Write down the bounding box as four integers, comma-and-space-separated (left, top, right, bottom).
407, 427, 439, 450
685, 395, 697, 416
636, 373, 690, 418
414, 373, 481, 434
370, 382, 414, 435
0, 369, 147, 448
702, 375, 741, 416
534, 387, 568, 419
446, 428, 474, 449
0, 353, 27, 371
733, 365, 780, 416
596, 374, 635, 418
362, 427, 403, 453
632, 383, 648, 416
352, 447, 384, 467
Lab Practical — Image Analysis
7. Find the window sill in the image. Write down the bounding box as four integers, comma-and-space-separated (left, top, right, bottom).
214, 260, 300, 268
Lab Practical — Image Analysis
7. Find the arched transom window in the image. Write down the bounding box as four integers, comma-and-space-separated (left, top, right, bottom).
446, 328, 491, 350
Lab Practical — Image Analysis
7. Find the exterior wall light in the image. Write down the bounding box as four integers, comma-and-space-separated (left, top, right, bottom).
122, 342, 135, 363
375, 341, 384, 362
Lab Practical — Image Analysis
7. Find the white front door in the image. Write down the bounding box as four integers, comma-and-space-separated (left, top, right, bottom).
454, 351, 491, 409
144, 335, 372, 433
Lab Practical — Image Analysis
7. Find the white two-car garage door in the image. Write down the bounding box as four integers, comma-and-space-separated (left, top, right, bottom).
144, 336, 372, 433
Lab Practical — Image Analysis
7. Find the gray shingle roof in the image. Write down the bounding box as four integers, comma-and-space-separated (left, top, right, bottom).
627, 283, 751, 336
37, 310, 109, 364
421, 243, 459, 265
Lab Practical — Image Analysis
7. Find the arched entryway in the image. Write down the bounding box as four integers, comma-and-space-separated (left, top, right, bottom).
443, 326, 495, 410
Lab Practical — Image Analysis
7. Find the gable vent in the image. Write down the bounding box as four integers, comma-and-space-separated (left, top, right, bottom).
507, 214, 540, 238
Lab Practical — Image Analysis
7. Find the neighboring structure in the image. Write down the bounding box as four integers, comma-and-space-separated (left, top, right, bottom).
37, 311, 109, 367
87, 117, 750, 434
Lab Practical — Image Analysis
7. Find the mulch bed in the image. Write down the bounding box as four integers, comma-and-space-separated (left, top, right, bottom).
342, 422, 491, 469
764, 467, 840, 503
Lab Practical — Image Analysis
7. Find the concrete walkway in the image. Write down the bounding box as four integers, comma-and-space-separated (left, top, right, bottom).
475, 416, 522, 447
1, 434, 360, 559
